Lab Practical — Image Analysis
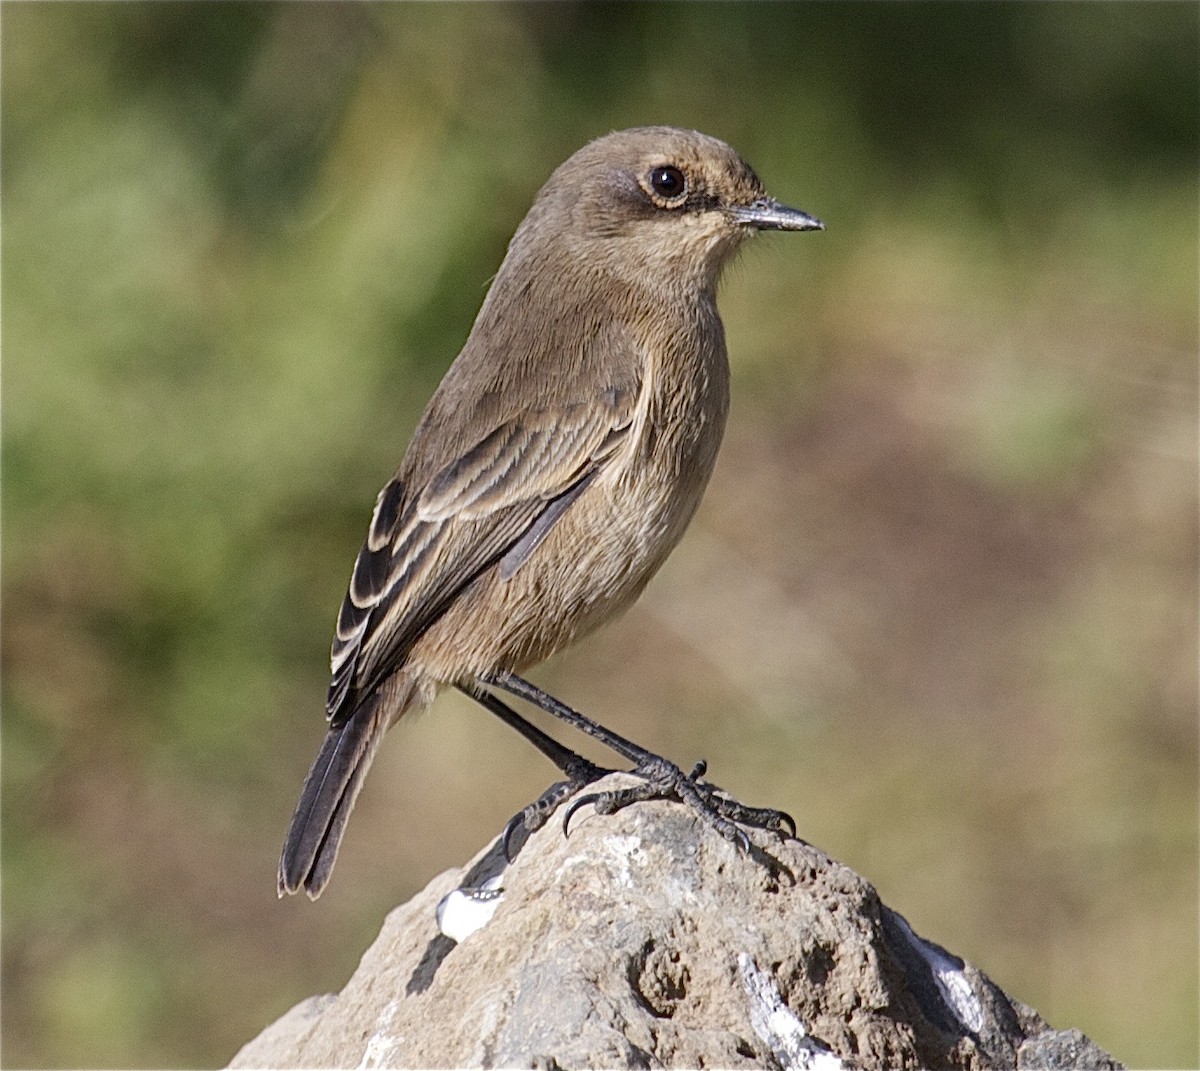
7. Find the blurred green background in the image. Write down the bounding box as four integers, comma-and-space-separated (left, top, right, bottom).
3, 3, 1196, 1067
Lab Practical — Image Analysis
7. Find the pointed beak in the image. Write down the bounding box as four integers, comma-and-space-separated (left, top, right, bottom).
730, 198, 824, 232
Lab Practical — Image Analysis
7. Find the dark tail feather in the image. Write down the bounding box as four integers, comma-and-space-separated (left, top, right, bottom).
278, 690, 394, 899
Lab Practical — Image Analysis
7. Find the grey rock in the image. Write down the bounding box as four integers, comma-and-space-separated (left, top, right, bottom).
231, 775, 1122, 1070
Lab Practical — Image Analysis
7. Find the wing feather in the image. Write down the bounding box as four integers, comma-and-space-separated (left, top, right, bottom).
325, 381, 638, 724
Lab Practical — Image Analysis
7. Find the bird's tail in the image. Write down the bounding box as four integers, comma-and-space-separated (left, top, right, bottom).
278, 681, 411, 899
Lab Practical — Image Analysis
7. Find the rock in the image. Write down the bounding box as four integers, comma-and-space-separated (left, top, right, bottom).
231, 774, 1122, 1070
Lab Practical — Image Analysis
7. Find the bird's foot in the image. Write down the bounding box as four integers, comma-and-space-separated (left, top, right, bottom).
562, 757, 795, 853
501, 754, 613, 859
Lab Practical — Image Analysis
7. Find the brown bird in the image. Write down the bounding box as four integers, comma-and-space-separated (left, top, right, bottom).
279, 126, 823, 899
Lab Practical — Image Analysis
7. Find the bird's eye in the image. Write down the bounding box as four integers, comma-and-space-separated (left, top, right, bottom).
648, 165, 687, 201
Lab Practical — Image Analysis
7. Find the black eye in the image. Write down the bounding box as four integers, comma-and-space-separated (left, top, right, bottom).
648, 165, 686, 200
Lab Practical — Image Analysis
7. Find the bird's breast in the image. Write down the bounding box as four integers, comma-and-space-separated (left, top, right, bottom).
606, 306, 731, 566
411, 295, 732, 683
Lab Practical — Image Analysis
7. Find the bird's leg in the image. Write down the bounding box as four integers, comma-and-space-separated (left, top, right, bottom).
479, 670, 796, 853
562, 758, 797, 847
480, 669, 663, 764
458, 683, 613, 858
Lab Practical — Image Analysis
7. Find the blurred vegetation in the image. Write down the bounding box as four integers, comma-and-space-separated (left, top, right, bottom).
2, 3, 1196, 1067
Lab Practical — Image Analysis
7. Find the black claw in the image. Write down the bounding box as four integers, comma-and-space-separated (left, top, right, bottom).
562, 792, 602, 838
502, 758, 617, 858
502, 797, 556, 860
501, 814, 522, 860
689, 759, 708, 780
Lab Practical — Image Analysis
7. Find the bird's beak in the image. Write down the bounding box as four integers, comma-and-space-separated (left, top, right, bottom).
731, 198, 824, 232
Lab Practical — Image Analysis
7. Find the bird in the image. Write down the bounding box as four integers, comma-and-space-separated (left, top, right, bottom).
278, 126, 823, 899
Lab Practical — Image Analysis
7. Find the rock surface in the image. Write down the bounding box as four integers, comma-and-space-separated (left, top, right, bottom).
231, 775, 1122, 1070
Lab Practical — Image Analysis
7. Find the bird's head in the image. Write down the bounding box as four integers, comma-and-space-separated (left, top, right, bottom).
513, 126, 823, 294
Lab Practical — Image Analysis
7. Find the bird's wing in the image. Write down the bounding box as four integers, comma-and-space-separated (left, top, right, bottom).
326, 384, 638, 723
